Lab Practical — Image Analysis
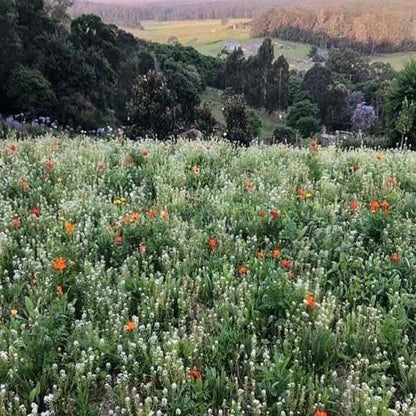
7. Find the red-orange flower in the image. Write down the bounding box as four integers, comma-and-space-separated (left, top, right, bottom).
20, 180, 29, 191
270, 210, 280, 220
65, 222, 75, 236
305, 294, 316, 309
297, 188, 306, 198
384, 176, 397, 187
116, 235, 123, 245
370, 200, 380, 213
238, 265, 247, 276
281, 259, 291, 269
188, 366, 202, 380
315, 410, 328, 416
258, 210, 266, 218
271, 248, 281, 259
147, 209, 157, 219
45, 160, 54, 172
160, 210, 170, 220
57, 284, 64, 296
11, 217, 21, 229
139, 243, 147, 254
142, 151, 149, 157
125, 320, 137, 332
97, 162, 105, 172
193, 165, 200, 175
208, 237, 219, 250
246, 181, 255, 191
353, 163, 359, 173
53, 257, 67, 272
391, 252, 400, 263
10, 144, 17, 153
131, 212, 140, 223
380, 200, 390, 215
31, 207, 41, 218
123, 214, 131, 225
350, 200, 359, 211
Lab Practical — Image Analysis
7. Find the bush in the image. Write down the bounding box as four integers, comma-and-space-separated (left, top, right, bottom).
273, 124, 297, 144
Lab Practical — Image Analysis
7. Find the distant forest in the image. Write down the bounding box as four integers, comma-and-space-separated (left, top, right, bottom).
70, 0, 324, 23
252, 1, 416, 54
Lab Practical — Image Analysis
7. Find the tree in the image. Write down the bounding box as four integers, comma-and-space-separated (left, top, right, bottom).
222, 47, 245, 93
287, 100, 320, 138
127, 70, 180, 140
324, 82, 350, 131
273, 124, 297, 144
395, 97, 416, 148
386, 60, 416, 145
223, 94, 251, 146
195, 103, 217, 136
351, 102, 377, 133
266, 55, 289, 112
327, 48, 369, 84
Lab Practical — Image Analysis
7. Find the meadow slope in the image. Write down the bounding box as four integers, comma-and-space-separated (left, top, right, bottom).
2, 136, 416, 415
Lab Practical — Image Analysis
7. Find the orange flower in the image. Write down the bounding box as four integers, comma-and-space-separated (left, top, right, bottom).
305, 294, 316, 309
131, 212, 140, 223
116, 235, 123, 245
125, 320, 137, 332
297, 188, 306, 198
238, 265, 247, 276
139, 243, 147, 254
31, 207, 41, 218
258, 210, 266, 218
315, 410, 328, 416
350, 200, 359, 211
45, 160, 54, 172
281, 259, 291, 269
246, 181, 254, 191
208, 237, 219, 250
160, 210, 170, 221
147, 209, 157, 219
384, 177, 397, 187
20, 180, 29, 191
391, 252, 400, 263
188, 366, 202, 380
370, 200, 380, 213
193, 165, 200, 175
257, 251, 265, 259
53, 257, 67, 272
10, 144, 17, 153
271, 248, 281, 259
311, 138, 318, 153
57, 284, 64, 296
97, 162, 105, 172
10, 308, 18, 317
376, 153, 383, 163
270, 210, 280, 220
380, 200, 390, 215
353, 163, 359, 172
142, 151, 149, 157
123, 214, 131, 225
11, 217, 21, 229
65, 222, 75, 236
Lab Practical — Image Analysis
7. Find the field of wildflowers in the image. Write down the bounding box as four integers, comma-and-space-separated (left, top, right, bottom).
2, 135, 416, 416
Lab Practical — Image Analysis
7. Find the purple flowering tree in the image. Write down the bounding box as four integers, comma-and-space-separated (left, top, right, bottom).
351, 102, 377, 133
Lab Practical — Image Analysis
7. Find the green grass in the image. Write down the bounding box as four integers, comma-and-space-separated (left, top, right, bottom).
127, 19, 416, 71
201, 87, 281, 139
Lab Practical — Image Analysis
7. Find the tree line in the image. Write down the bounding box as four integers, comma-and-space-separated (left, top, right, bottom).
252, 3, 416, 54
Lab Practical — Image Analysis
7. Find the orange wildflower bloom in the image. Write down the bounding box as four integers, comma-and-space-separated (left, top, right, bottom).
45, 160, 54, 172
10, 144, 17, 153
380, 200, 390, 215
305, 294, 316, 309
139, 244, 147, 254
376, 153, 383, 163
193, 165, 200, 175
20, 180, 29, 191
391, 252, 400, 263
281, 259, 291, 269
31, 207, 41, 218
116, 235, 123, 245
384, 177, 397, 187
125, 320, 137, 332
97, 162, 105, 172
161, 210, 170, 220
131, 212, 140, 222
246, 181, 255, 191
353, 163, 359, 172
53, 257, 67, 272
315, 410, 328, 416
65, 222, 75, 236
11, 217, 21, 229
57, 284, 64, 296
270, 210, 280, 220
147, 209, 157, 219
238, 265, 247, 276
188, 366, 202, 380
123, 214, 131, 225
258, 210, 266, 218
297, 188, 306, 198
257, 251, 265, 259
370, 200, 380, 213
271, 248, 281, 259
350, 200, 359, 211
208, 237, 219, 250
142, 151, 149, 157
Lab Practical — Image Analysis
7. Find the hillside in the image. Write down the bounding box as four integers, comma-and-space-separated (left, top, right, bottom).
3, 135, 416, 415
